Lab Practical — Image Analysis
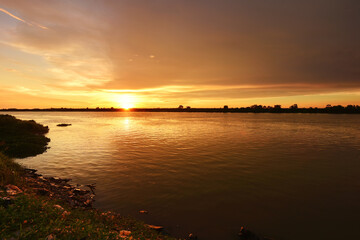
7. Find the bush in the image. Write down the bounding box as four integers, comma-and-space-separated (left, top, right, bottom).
0, 115, 50, 158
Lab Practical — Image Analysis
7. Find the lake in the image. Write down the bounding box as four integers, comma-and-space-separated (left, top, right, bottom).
9, 112, 360, 240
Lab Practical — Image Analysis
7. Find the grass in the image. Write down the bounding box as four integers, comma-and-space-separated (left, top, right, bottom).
0, 115, 176, 240
0, 153, 24, 186
0, 193, 175, 240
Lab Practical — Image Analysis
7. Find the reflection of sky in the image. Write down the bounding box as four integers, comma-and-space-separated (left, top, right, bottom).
0, 1, 359, 108
13, 111, 360, 240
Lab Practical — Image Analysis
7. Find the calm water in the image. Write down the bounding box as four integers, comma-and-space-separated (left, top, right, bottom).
10, 112, 360, 240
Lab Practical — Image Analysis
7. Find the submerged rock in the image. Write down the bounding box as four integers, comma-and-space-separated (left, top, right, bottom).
57, 123, 72, 127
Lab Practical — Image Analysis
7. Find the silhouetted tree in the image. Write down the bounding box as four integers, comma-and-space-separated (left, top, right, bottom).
290, 104, 298, 109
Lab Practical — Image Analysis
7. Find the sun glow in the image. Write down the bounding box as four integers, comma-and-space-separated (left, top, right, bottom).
117, 94, 136, 109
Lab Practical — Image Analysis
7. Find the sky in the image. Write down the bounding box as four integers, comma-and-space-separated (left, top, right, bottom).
0, 0, 359, 108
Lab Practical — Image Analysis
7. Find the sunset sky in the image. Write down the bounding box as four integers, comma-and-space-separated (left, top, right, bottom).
0, 0, 359, 108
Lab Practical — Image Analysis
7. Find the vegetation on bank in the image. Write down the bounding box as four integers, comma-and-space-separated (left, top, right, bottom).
0, 114, 50, 158
0, 115, 176, 240
0, 189, 174, 239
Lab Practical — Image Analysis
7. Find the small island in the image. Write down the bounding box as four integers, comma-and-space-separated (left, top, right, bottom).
57, 123, 72, 127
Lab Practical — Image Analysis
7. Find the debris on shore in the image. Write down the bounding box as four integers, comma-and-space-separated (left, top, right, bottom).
147, 224, 164, 231
22, 168, 96, 208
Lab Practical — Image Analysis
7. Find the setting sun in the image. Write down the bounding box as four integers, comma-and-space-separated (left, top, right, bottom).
117, 94, 135, 109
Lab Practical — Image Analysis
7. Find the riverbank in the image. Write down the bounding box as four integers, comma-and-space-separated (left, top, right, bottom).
0, 115, 176, 240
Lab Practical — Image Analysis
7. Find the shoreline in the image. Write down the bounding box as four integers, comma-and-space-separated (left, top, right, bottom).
0, 157, 176, 239
0, 114, 273, 240
0, 114, 176, 240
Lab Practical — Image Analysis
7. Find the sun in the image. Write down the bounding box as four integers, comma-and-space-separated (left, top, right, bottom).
118, 94, 135, 110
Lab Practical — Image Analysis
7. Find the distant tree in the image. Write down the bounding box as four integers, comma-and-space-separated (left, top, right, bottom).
290, 104, 298, 109
186, 106, 191, 109
274, 105, 281, 109
178, 105, 184, 109
223, 105, 229, 109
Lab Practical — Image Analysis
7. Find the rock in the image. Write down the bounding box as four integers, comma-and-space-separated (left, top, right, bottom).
86, 184, 96, 194
188, 233, 198, 239
73, 188, 89, 195
146, 224, 164, 231
48, 177, 70, 184
139, 210, 148, 214
119, 230, 131, 236
54, 204, 64, 211
62, 210, 71, 218
84, 199, 92, 206
25, 168, 38, 173
57, 123, 72, 127
45, 234, 56, 240
5, 184, 23, 196
119, 230, 131, 239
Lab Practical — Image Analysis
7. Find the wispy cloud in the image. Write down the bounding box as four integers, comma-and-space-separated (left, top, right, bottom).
0, 7, 48, 29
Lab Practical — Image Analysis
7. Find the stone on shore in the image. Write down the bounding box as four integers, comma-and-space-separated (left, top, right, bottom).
5, 184, 23, 196
146, 224, 164, 231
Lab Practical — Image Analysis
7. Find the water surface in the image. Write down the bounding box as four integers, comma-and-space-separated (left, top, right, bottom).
10, 112, 360, 240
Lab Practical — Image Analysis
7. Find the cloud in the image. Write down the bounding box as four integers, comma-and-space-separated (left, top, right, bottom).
0, 7, 48, 29
4, 68, 17, 72
0, 0, 359, 107
0, 7, 26, 23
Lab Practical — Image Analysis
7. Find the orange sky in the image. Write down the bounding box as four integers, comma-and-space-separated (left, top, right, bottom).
0, 1, 359, 108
